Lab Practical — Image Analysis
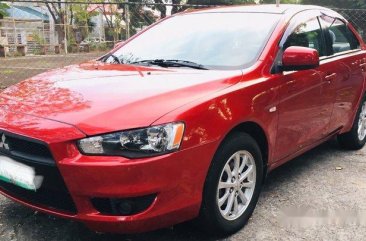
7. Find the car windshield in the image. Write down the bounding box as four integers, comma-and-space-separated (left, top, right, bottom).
111, 12, 281, 70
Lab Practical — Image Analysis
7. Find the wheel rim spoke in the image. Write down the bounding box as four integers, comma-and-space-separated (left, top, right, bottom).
241, 181, 254, 188
238, 189, 248, 205
224, 192, 235, 216
217, 150, 256, 221
233, 196, 239, 214
240, 165, 253, 182
239, 155, 247, 173
224, 164, 233, 179
234, 154, 240, 178
359, 121, 362, 133
218, 191, 230, 207
219, 181, 235, 189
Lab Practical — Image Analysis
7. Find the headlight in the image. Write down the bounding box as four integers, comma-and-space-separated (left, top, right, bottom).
77, 122, 185, 158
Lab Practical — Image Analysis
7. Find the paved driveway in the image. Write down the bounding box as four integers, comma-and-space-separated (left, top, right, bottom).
0, 139, 365, 241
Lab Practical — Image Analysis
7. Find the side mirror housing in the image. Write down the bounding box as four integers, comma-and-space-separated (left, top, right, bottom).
282, 46, 319, 71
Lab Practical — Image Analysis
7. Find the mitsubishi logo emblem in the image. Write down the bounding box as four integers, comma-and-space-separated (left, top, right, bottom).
0, 134, 9, 150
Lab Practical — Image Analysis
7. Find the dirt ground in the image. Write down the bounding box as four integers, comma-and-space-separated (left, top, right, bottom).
0, 52, 105, 89
0, 55, 366, 241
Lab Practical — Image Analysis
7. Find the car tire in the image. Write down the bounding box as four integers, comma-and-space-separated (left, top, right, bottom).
338, 95, 366, 150
197, 132, 263, 236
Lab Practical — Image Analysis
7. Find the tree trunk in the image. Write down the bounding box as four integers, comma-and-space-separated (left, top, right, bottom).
172, 0, 184, 14
154, 0, 167, 18
55, 24, 65, 46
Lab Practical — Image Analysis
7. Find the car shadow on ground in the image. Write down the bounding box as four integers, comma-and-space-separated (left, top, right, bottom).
0, 139, 350, 241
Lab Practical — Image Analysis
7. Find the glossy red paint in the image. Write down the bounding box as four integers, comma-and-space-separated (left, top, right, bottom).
282, 46, 320, 69
0, 4, 365, 234
0, 64, 241, 135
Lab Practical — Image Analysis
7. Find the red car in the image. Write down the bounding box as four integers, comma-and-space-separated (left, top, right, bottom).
0, 4, 365, 235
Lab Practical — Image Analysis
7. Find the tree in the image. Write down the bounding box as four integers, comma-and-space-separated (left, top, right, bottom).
95, 0, 124, 42
186, 0, 255, 5
69, 2, 97, 42
302, 0, 365, 8
260, 0, 302, 3
153, 0, 168, 18
119, 0, 158, 39
45, 0, 67, 45
167, 0, 257, 15
0, 2, 9, 19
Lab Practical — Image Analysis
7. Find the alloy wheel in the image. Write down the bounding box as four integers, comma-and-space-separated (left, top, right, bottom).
216, 150, 256, 221
358, 101, 366, 141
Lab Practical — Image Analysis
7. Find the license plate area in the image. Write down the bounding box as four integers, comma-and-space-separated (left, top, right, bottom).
0, 155, 43, 191
0, 149, 77, 213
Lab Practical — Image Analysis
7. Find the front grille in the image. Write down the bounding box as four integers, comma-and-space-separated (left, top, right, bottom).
0, 131, 54, 166
0, 131, 77, 214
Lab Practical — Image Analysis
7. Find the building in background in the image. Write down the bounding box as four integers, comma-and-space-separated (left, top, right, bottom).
0, 2, 57, 55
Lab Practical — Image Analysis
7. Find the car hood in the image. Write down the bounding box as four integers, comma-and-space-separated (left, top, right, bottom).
0, 62, 242, 136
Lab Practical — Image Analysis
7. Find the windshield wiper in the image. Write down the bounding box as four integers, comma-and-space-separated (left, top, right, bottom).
101, 53, 121, 64
130, 59, 208, 70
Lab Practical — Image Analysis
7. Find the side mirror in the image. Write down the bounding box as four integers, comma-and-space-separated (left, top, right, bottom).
282, 46, 319, 71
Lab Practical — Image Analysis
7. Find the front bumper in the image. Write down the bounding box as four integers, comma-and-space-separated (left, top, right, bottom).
0, 110, 217, 233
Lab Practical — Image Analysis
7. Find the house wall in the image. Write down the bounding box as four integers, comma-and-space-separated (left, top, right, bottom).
0, 19, 52, 55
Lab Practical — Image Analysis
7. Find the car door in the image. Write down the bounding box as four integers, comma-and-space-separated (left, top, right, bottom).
273, 12, 333, 161
319, 15, 366, 133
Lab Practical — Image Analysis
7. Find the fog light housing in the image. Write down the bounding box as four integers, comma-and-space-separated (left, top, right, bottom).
91, 194, 156, 216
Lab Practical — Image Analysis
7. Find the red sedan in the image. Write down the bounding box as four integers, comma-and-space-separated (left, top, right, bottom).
0, 4, 365, 235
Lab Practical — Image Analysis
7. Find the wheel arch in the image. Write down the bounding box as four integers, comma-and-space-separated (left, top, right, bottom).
225, 121, 270, 181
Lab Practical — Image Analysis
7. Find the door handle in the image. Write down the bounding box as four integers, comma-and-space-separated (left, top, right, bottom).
324, 73, 336, 83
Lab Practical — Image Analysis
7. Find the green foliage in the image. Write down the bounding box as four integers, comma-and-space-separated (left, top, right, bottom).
0, 2, 9, 19
186, 0, 256, 5
127, 0, 158, 35
71, 3, 97, 28
90, 42, 108, 51
32, 32, 46, 45
69, 1, 97, 41
302, 0, 366, 8
260, 0, 301, 3
195, 0, 365, 6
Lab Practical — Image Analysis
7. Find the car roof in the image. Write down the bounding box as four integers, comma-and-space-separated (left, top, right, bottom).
191, 4, 329, 15
185, 4, 345, 21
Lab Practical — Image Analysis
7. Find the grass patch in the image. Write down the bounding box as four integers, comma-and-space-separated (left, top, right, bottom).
0, 69, 15, 74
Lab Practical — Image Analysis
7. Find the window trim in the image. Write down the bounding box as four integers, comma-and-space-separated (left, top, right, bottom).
272, 10, 327, 74
272, 10, 363, 74
320, 49, 362, 62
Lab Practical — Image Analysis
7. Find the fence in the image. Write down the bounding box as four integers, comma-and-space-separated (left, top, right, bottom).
336, 8, 366, 41
0, 1, 215, 89
0, 1, 215, 57
1, 2, 366, 57
0, 1, 366, 90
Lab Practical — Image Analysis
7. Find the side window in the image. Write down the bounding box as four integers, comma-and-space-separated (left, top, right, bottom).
328, 19, 360, 54
283, 18, 326, 57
